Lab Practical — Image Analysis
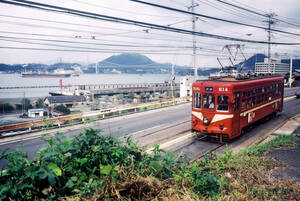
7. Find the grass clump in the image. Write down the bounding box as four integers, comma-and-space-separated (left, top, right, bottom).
244, 134, 299, 154
199, 135, 300, 201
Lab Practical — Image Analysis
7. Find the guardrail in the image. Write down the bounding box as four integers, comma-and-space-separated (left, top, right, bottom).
0, 96, 191, 136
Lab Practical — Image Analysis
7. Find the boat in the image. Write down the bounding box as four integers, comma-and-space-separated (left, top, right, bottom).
22, 72, 71, 78
71, 73, 80, 77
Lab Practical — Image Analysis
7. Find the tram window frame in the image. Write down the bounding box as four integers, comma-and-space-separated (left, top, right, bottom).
203, 94, 215, 109
193, 92, 201, 109
217, 95, 229, 112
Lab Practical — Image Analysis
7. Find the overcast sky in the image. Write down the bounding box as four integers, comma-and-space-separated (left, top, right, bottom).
0, 0, 300, 68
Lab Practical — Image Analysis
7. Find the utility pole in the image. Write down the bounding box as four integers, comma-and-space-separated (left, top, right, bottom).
289, 49, 293, 88
96, 62, 99, 74
188, 0, 199, 80
265, 13, 276, 64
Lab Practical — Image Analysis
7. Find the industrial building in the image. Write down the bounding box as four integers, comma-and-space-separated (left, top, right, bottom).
255, 58, 290, 75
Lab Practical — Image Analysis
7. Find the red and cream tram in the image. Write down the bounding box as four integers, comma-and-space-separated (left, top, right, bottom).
191, 76, 284, 141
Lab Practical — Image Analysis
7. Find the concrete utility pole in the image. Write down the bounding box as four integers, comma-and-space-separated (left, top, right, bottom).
188, 0, 199, 80
96, 62, 99, 74
265, 13, 276, 64
290, 49, 293, 88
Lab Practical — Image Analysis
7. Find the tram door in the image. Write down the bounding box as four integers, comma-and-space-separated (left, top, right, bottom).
232, 92, 241, 137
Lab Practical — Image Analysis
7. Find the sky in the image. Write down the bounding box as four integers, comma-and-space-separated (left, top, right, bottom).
0, 0, 300, 68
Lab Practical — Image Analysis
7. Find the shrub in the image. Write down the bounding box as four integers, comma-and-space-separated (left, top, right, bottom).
54, 104, 70, 115
0, 129, 222, 200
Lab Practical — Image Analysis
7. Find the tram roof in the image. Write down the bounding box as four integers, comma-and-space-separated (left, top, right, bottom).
195, 75, 283, 83
193, 75, 284, 90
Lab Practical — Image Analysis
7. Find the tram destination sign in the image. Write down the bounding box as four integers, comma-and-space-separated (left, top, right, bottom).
205, 87, 213, 92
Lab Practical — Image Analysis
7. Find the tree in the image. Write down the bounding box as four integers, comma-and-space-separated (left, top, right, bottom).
117, 94, 124, 100
0, 103, 14, 113
36, 98, 44, 108
128, 92, 135, 100
54, 104, 70, 115
21, 98, 33, 111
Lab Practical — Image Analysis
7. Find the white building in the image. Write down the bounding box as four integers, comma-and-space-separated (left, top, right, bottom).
28, 108, 47, 118
255, 58, 289, 75
180, 76, 193, 97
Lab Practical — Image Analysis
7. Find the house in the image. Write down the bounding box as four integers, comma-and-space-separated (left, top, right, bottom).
28, 108, 48, 118
44, 96, 87, 109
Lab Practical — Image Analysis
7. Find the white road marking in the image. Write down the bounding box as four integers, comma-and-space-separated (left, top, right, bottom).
146, 132, 195, 153
284, 96, 295, 101
0, 135, 44, 146
130, 125, 161, 136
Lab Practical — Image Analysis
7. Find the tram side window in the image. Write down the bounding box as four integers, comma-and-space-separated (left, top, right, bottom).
234, 92, 240, 111
257, 95, 261, 104
193, 92, 201, 109
247, 98, 252, 109
203, 94, 215, 109
252, 97, 256, 107
242, 99, 246, 110
217, 95, 229, 112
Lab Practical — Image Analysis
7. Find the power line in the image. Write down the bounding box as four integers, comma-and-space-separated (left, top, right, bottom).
215, 0, 300, 28
0, 20, 196, 44
131, 0, 300, 37
70, 0, 183, 19
0, 0, 299, 45
0, 30, 229, 49
0, 38, 198, 53
0, 35, 209, 49
197, 0, 263, 22
0, 46, 224, 56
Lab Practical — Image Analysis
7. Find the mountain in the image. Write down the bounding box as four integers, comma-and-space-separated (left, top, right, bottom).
240, 53, 267, 71
0, 63, 82, 73
281, 59, 300, 70
101, 53, 154, 66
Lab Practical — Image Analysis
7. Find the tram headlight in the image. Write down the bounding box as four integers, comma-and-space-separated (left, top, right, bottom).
203, 117, 209, 124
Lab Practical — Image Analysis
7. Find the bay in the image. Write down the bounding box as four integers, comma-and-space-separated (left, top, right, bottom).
0, 74, 203, 100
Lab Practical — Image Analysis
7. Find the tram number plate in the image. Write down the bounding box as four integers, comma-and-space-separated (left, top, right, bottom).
219, 87, 228, 92
205, 87, 213, 92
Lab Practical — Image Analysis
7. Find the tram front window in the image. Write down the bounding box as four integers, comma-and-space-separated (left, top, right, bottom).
203, 94, 215, 109
217, 95, 229, 112
193, 92, 201, 109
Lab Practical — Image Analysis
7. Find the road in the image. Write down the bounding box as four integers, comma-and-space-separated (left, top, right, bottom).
0, 87, 299, 168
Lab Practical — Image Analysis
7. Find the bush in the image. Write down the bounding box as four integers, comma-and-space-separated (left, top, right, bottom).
0, 129, 221, 200
0, 103, 14, 113
54, 104, 70, 115
21, 98, 33, 110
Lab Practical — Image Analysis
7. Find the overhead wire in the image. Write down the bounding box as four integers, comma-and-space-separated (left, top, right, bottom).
0, 0, 299, 45
70, 0, 183, 19
216, 0, 300, 28
0, 46, 226, 56
131, 0, 300, 38
0, 35, 214, 49
196, 0, 264, 22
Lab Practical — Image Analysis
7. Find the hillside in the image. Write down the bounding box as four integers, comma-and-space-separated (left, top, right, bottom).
1, 53, 299, 75
101, 53, 154, 66
241, 53, 267, 71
